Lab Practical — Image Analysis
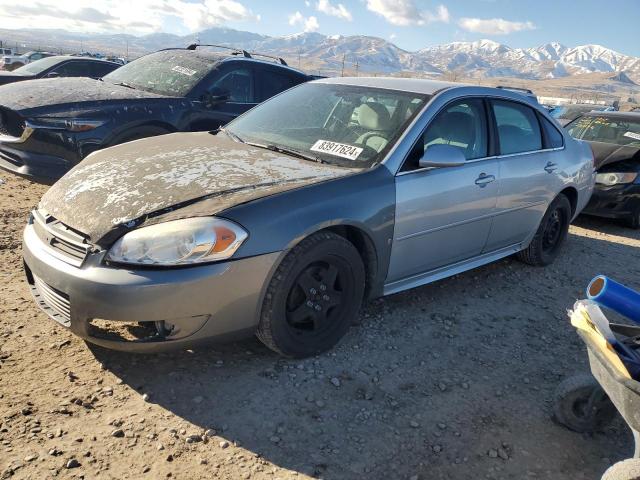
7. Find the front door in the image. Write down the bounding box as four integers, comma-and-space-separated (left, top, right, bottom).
387, 98, 499, 283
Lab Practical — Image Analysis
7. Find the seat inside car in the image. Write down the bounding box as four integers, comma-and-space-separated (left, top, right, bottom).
425, 111, 476, 158
354, 102, 392, 152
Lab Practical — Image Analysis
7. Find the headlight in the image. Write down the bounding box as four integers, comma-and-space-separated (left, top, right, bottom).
105, 217, 248, 266
27, 117, 106, 132
595, 172, 638, 186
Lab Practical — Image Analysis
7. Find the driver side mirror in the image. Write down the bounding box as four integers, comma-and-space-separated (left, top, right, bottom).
418, 144, 466, 168
46, 71, 60, 78
202, 87, 230, 107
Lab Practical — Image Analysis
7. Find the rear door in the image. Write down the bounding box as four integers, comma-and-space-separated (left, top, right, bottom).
387, 97, 499, 283
483, 99, 564, 251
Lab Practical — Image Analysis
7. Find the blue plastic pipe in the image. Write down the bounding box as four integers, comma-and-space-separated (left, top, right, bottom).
587, 275, 640, 325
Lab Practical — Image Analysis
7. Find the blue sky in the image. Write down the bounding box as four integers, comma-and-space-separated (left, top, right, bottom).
0, 0, 638, 56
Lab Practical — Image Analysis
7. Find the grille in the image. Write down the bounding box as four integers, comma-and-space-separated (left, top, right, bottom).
31, 274, 71, 327
33, 209, 91, 267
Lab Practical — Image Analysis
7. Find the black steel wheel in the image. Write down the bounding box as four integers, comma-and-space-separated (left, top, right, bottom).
257, 231, 365, 358
553, 373, 617, 433
517, 194, 571, 266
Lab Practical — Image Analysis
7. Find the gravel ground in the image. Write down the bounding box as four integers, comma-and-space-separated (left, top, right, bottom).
1, 172, 639, 480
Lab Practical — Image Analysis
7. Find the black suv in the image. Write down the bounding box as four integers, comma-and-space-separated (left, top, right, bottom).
0, 45, 311, 184
0, 56, 120, 86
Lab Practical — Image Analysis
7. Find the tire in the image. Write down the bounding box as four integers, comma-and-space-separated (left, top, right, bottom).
109, 126, 171, 147
257, 231, 365, 358
517, 194, 571, 266
625, 209, 640, 230
553, 373, 617, 433
602, 459, 640, 480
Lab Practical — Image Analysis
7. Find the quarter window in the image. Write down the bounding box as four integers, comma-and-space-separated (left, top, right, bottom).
540, 115, 564, 148
493, 100, 542, 155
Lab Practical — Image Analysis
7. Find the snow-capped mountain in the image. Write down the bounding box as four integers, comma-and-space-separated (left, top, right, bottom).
1, 26, 638, 81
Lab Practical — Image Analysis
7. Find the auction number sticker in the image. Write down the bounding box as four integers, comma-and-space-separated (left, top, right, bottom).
310, 140, 363, 161
171, 65, 197, 76
623, 131, 640, 141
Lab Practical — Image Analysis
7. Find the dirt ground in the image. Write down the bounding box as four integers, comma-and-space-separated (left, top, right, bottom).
1, 172, 639, 480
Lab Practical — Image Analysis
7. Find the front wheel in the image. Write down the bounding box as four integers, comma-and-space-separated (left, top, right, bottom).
625, 208, 640, 230
257, 231, 365, 358
517, 194, 571, 266
553, 374, 616, 433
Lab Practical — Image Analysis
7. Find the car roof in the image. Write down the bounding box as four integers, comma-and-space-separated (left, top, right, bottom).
580, 111, 640, 120
41, 55, 120, 64
315, 76, 464, 95
159, 48, 308, 76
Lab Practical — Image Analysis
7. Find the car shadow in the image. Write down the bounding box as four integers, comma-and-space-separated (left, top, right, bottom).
86, 227, 635, 479
573, 214, 639, 240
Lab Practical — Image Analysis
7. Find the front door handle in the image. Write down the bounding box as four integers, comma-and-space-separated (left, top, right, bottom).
544, 162, 558, 173
475, 173, 496, 187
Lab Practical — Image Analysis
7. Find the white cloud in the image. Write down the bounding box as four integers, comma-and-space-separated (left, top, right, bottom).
288, 11, 320, 32
0, 0, 259, 34
316, 0, 352, 21
458, 17, 536, 35
366, 0, 449, 26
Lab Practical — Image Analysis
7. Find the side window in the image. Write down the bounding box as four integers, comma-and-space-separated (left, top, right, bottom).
403, 98, 488, 171
54, 61, 90, 77
540, 115, 564, 148
258, 70, 294, 102
492, 100, 542, 155
91, 62, 117, 78
210, 67, 254, 103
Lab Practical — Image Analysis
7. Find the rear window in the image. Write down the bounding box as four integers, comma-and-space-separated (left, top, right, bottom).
492, 100, 542, 155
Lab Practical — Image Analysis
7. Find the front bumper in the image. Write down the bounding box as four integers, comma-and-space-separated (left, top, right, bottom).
582, 183, 640, 220
0, 143, 72, 185
22, 223, 281, 352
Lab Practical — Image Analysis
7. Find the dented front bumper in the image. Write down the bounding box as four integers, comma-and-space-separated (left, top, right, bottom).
22, 223, 280, 352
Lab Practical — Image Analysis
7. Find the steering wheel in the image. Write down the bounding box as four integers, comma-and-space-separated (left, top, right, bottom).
357, 131, 388, 151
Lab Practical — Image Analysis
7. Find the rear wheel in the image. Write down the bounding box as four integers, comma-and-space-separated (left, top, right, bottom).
517, 194, 571, 266
257, 231, 365, 358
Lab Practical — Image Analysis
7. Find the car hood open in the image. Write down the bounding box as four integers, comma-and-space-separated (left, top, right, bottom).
0, 77, 167, 112
590, 141, 640, 170
40, 132, 359, 246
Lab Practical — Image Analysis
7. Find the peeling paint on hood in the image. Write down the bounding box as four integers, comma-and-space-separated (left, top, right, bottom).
40, 132, 359, 245
0, 77, 167, 112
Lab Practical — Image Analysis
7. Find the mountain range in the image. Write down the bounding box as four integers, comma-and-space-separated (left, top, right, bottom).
1, 27, 639, 82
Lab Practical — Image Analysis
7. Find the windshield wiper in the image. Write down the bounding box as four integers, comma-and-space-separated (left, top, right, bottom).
255, 143, 325, 164
219, 127, 245, 144
111, 81, 136, 90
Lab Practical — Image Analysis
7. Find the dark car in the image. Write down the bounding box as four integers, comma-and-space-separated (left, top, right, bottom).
550, 104, 609, 126
0, 56, 120, 86
0, 45, 311, 184
567, 111, 640, 228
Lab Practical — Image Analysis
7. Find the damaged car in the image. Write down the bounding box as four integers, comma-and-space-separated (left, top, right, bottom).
567, 112, 640, 228
0, 45, 311, 184
23, 78, 595, 357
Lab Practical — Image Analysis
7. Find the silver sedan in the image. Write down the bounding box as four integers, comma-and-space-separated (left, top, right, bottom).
23, 77, 595, 357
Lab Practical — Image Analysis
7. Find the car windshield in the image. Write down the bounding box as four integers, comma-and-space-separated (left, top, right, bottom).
225, 82, 429, 168
102, 50, 214, 97
567, 115, 640, 147
14, 57, 65, 75
550, 105, 604, 121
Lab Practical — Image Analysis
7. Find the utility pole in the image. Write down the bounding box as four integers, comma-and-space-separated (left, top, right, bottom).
355, 60, 359, 77
298, 49, 301, 68
126, 39, 129, 60
341, 53, 345, 77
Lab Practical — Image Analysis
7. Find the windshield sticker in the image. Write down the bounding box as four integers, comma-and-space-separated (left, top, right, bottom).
310, 140, 363, 161
623, 131, 640, 141
171, 65, 197, 76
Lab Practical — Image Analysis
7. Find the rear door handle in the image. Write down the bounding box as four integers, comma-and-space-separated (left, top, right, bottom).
544, 162, 558, 173
475, 173, 495, 187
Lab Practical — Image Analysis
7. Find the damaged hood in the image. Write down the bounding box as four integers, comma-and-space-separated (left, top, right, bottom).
0, 77, 167, 112
589, 141, 640, 170
40, 132, 359, 245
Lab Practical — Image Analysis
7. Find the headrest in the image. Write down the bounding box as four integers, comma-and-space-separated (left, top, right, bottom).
357, 102, 391, 130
